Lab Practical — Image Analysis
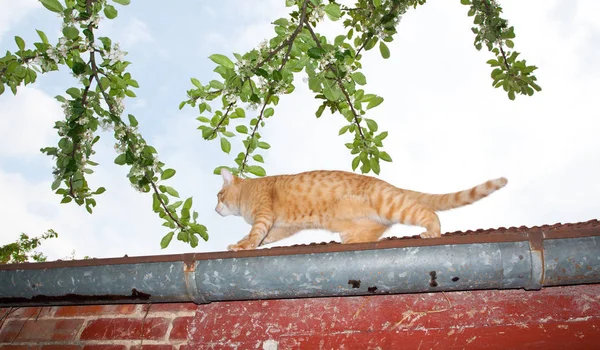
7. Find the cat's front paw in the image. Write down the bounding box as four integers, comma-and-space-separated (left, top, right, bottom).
227, 241, 256, 251
420, 231, 441, 238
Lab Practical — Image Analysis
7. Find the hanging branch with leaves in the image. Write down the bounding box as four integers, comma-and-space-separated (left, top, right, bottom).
1, 0, 206, 249
1, 0, 540, 250
181, 0, 540, 179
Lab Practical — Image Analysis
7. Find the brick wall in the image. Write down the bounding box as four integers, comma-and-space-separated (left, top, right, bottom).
1, 284, 600, 349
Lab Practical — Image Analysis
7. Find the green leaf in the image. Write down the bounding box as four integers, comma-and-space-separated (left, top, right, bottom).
189, 233, 199, 247
114, 154, 126, 165
367, 96, 384, 109
113, 0, 131, 5
339, 125, 350, 135
126, 79, 139, 88
264, 107, 274, 118
161, 168, 176, 180
220, 138, 231, 154
366, 119, 378, 132
379, 151, 392, 162
273, 18, 289, 26
152, 193, 161, 211
253, 154, 264, 163
40, 0, 64, 13
36, 30, 49, 44
15, 36, 25, 51
258, 141, 270, 149
183, 197, 193, 210
505, 39, 514, 49
51, 178, 61, 191
324, 3, 341, 21
66, 87, 80, 98
370, 158, 380, 175
191, 77, 202, 88
307, 47, 324, 59
323, 84, 341, 101
351, 72, 367, 85
352, 156, 360, 171
94, 187, 106, 194
62, 26, 79, 40
209, 54, 235, 69
160, 232, 174, 249
209, 80, 224, 89
247, 165, 266, 177
236, 125, 248, 134
316, 104, 326, 118
235, 108, 245, 118
128, 114, 138, 127
164, 186, 180, 198
104, 4, 118, 19
379, 42, 390, 59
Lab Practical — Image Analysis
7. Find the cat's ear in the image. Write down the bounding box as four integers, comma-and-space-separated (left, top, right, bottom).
221, 168, 234, 185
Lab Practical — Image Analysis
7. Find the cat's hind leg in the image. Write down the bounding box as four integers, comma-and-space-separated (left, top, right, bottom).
329, 218, 390, 244
372, 194, 441, 238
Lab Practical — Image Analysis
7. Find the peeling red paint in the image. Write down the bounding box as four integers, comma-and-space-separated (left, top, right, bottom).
0, 284, 599, 348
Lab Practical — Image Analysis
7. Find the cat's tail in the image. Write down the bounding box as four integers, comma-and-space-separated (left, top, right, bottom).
404, 177, 508, 211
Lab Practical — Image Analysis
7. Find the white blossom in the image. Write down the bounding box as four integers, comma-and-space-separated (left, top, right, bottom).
309, 7, 325, 23
108, 96, 125, 116
258, 39, 269, 51
106, 43, 127, 66
76, 116, 89, 125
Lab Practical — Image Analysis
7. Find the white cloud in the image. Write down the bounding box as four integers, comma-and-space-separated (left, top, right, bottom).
120, 18, 153, 47
0, 0, 39, 43
0, 87, 61, 157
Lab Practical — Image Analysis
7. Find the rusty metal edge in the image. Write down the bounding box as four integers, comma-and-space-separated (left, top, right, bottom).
1, 224, 598, 271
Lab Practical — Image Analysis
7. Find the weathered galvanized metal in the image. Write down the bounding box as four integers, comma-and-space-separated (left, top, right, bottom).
0, 227, 598, 307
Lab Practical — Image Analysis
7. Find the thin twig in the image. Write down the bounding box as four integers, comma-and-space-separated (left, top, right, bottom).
149, 180, 185, 230
304, 21, 367, 146
239, 92, 271, 173
210, 103, 234, 138
255, 0, 310, 69
238, 0, 310, 174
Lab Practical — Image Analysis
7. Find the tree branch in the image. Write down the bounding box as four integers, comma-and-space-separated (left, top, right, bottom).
304, 21, 367, 148
149, 180, 185, 230
240, 92, 271, 173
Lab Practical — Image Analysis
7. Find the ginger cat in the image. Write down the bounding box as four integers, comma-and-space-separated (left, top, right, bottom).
215, 169, 507, 251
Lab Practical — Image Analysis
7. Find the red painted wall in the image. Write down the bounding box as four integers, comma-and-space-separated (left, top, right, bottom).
1, 284, 599, 349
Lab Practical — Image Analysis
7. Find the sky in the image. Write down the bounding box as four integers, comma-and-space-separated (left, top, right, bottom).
0, 0, 598, 260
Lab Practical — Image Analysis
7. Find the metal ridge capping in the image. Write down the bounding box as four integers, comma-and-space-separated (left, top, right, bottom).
0, 219, 598, 306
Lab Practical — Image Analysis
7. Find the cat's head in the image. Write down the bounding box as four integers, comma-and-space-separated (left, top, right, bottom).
215, 168, 242, 217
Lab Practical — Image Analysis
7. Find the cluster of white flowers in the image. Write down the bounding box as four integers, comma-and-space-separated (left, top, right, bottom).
46, 38, 69, 62
258, 39, 269, 51
100, 118, 113, 132
60, 101, 74, 124
84, 14, 103, 28
235, 58, 255, 79
106, 43, 126, 66
78, 37, 94, 54
76, 116, 89, 125
112, 96, 125, 115
28, 56, 43, 67
318, 51, 337, 70
309, 6, 325, 23
224, 93, 237, 105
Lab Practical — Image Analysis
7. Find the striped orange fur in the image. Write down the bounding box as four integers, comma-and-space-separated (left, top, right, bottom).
216, 169, 507, 251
